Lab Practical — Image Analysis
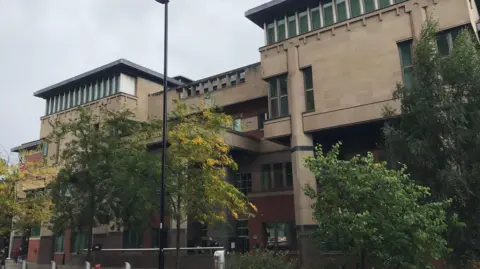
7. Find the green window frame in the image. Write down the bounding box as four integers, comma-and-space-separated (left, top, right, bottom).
303, 67, 315, 111
350, 0, 362, 17
379, 0, 390, 8
71, 231, 88, 253
261, 164, 271, 191
364, 0, 375, 12
311, 7, 321, 30
323, 0, 334, 26
267, 23, 276, 45
398, 40, 413, 88
55, 233, 65, 253
277, 19, 286, 41
123, 230, 142, 248
287, 15, 297, 38
336, 0, 348, 22
299, 11, 309, 34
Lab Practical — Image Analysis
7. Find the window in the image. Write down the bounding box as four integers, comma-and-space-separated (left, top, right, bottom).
59, 94, 64, 111
268, 75, 288, 119
88, 84, 93, 102
267, 23, 276, 44
233, 118, 242, 132
221, 77, 227, 88
42, 142, 48, 157
261, 164, 271, 191
285, 162, 293, 188
258, 112, 268, 130
112, 76, 118, 94
364, 0, 375, 12
71, 231, 88, 253
235, 173, 252, 195
212, 80, 218, 91
398, 40, 413, 88
263, 222, 297, 250
395, 0, 407, 2
52, 96, 57, 113
303, 67, 315, 111
94, 82, 99, 100
311, 7, 321, 30
336, 0, 348, 22
277, 19, 286, 41
299, 11, 309, 34
350, 0, 362, 17
123, 230, 142, 248
195, 85, 201, 96
379, 0, 390, 8
71, 90, 75, 107
436, 27, 463, 55
239, 71, 246, 83
324, 0, 334, 26
236, 220, 249, 237
273, 163, 284, 189
55, 233, 65, 252
30, 227, 40, 237
45, 99, 50, 115
203, 81, 209, 92
83, 86, 88, 104
105, 78, 111, 96
287, 15, 297, 38
230, 74, 237, 86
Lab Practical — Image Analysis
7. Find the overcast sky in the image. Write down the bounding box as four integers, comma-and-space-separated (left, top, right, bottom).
0, 0, 265, 159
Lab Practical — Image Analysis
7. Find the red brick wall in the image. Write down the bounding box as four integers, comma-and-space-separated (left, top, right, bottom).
27, 238, 40, 262
248, 195, 295, 248
25, 152, 42, 162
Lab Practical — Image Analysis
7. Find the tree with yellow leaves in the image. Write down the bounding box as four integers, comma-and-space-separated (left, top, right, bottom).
164, 101, 256, 269
0, 149, 58, 236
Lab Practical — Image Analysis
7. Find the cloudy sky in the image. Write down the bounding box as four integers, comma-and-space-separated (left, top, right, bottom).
0, 0, 265, 159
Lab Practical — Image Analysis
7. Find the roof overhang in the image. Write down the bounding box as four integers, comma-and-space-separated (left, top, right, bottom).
245, 0, 319, 27
34, 59, 184, 99
11, 140, 43, 153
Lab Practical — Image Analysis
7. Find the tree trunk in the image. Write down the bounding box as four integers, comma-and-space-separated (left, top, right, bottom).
175, 216, 181, 269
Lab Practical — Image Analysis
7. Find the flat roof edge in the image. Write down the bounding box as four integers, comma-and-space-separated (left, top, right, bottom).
11, 139, 43, 153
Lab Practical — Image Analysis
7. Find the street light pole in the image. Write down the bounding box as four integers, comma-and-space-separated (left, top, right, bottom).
154, 1, 169, 269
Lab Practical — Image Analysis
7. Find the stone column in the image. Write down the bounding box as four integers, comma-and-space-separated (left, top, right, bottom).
286, 44, 318, 267
406, 0, 429, 41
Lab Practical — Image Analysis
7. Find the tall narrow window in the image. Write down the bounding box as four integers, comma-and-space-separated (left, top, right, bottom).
398, 40, 413, 88
230, 74, 237, 86
94, 82, 99, 100
49, 97, 54, 114
233, 118, 242, 132
323, 0, 334, 26
273, 163, 284, 190
105, 78, 111, 96
303, 67, 315, 111
299, 11, 309, 34
364, 0, 375, 12
277, 19, 286, 41
55, 233, 65, 253
267, 23, 276, 45
336, 0, 348, 21
203, 81, 209, 92
212, 79, 218, 91
61, 94, 65, 111
350, 0, 362, 17
378, 0, 390, 8
261, 164, 271, 191
287, 15, 297, 38
285, 162, 293, 188
88, 84, 93, 102
53, 96, 58, 113
239, 71, 246, 83
45, 99, 50, 115
221, 77, 227, 88
66, 92, 71, 109
311, 7, 321, 30
268, 75, 289, 119
82, 87, 87, 104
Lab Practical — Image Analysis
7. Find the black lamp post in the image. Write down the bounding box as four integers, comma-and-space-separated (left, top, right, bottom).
154, 1, 169, 269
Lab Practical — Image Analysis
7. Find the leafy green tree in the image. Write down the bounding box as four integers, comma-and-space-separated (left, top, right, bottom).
164, 101, 256, 269
47, 106, 161, 261
304, 142, 450, 269
383, 18, 480, 265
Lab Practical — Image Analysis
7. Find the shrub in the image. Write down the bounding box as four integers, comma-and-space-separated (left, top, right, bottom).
226, 250, 297, 269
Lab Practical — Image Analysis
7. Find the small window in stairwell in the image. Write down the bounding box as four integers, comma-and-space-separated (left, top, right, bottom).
336, 0, 348, 22
323, 0, 334, 26
230, 74, 237, 86
239, 71, 246, 83
299, 11, 309, 34
303, 67, 315, 111
221, 77, 227, 88
277, 19, 286, 41
212, 80, 218, 91
311, 7, 321, 30
350, 0, 362, 17
364, 0, 376, 12
287, 15, 297, 38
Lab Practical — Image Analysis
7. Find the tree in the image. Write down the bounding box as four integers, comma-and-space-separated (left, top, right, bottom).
164, 101, 256, 269
0, 150, 58, 235
304, 143, 450, 269
47, 106, 161, 261
383, 18, 480, 265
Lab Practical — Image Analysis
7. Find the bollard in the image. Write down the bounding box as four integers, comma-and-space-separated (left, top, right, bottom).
125, 262, 131, 269
51, 261, 56, 269
85, 261, 91, 269
21, 261, 27, 269
214, 250, 226, 269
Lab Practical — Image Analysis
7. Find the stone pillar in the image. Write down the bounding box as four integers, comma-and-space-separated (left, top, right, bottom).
406, 0, 429, 41
286, 45, 318, 267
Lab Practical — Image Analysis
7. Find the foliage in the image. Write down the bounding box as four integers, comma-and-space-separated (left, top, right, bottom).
0, 150, 58, 234
383, 18, 480, 265
304, 142, 451, 269
47, 105, 161, 260
162, 101, 256, 269
226, 250, 297, 269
